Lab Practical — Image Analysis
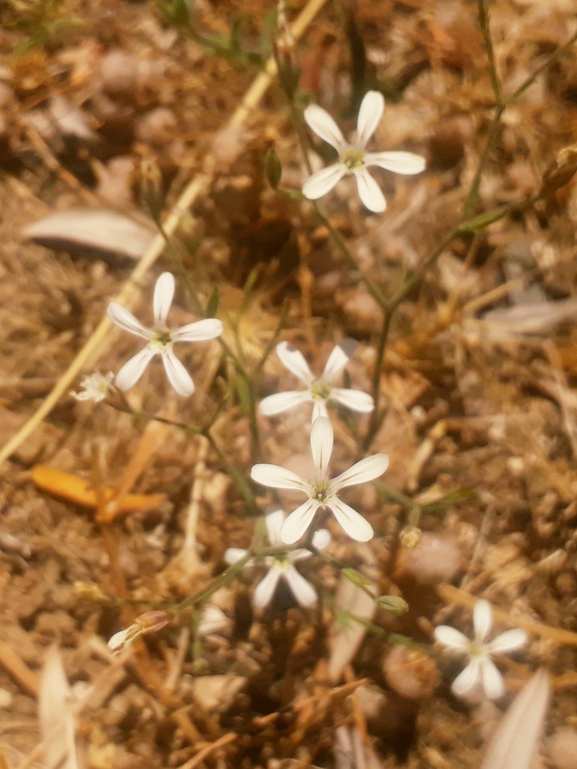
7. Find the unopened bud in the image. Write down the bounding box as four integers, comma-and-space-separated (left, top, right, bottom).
264, 147, 282, 189
376, 595, 409, 615
140, 157, 164, 222
540, 144, 577, 197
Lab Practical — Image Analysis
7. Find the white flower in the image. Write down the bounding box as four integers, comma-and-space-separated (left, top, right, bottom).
260, 340, 374, 422
434, 599, 528, 700
302, 90, 426, 213
107, 272, 223, 396
250, 416, 388, 544
224, 508, 330, 610
71, 371, 114, 402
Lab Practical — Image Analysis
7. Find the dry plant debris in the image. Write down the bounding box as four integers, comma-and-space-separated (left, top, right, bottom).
1, 0, 577, 767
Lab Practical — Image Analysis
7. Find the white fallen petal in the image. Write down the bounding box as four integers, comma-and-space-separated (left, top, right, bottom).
353, 168, 386, 213
284, 566, 318, 607
302, 164, 347, 200
331, 387, 374, 413
321, 340, 356, 382
265, 508, 285, 546
355, 91, 384, 147
224, 547, 249, 565
473, 600, 493, 644
276, 341, 315, 384
330, 498, 374, 541
107, 302, 152, 339
451, 658, 482, 697
253, 568, 282, 610
310, 416, 334, 477
434, 625, 470, 651
162, 348, 195, 396
482, 657, 506, 699
364, 150, 426, 174
487, 629, 528, 654
172, 318, 223, 342
332, 454, 389, 490
280, 499, 319, 544
259, 390, 312, 415
250, 463, 309, 493
115, 346, 156, 391
304, 104, 346, 150
153, 272, 175, 325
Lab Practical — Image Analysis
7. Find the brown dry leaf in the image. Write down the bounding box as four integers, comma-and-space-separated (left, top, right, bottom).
39, 646, 81, 769
190, 675, 247, 713
327, 576, 376, 683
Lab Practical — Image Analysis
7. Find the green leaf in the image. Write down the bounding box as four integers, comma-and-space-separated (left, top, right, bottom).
341, 567, 372, 588
264, 147, 282, 189
206, 287, 219, 318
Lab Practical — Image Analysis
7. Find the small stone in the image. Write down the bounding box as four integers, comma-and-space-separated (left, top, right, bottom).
394, 532, 462, 584
383, 644, 439, 700
0, 688, 13, 708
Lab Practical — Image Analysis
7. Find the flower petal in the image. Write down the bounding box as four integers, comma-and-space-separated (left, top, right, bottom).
312, 527, 331, 550
250, 464, 309, 493
276, 342, 314, 385
253, 568, 282, 610
434, 626, 470, 651
284, 566, 318, 607
321, 339, 357, 382
115, 346, 156, 391
487, 629, 528, 655
353, 168, 386, 213
153, 272, 175, 325
451, 658, 482, 698
265, 508, 285, 546
330, 498, 373, 541
355, 91, 384, 148
332, 454, 389, 491
331, 388, 374, 413
162, 348, 194, 396
303, 104, 346, 150
280, 499, 319, 544
312, 400, 328, 421
259, 390, 312, 416
224, 547, 249, 565
107, 303, 152, 339
364, 151, 426, 175
172, 318, 223, 342
473, 600, 493, 644
302, 164, 347, 201
310, 416, 334, 477
482, 658, 506, 700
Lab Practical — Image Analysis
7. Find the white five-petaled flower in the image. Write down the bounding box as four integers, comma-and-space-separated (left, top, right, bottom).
71, 371, 114, 402
107, 272, 223, 396
302, 90, 426, 213
434, 599, 528, 700
251, 416, 388, 544
224, 508, 330, 610
260, 340, 374, 422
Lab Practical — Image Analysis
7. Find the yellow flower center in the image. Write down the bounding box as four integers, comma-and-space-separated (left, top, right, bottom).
311, 479, 332, 504
150, 328, 173, 351
341, 149, 366, 170
310, 380, 332, 401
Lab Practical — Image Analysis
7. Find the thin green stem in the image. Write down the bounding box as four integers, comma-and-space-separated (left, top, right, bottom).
477, 0, 502, 105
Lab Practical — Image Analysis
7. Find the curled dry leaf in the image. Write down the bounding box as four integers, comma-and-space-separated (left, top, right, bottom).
40, 646, 80, 769
22, 208, 157, 262
328, 574, 376, 683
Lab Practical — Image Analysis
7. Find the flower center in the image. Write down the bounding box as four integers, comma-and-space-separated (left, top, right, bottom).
309, 379, 332, 401
150, 328, 173, 352
340, 149, 366, 170
310, 479, 332, 504
273, 557, 291, 571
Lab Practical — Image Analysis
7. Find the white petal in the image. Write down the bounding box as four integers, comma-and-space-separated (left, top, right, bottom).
356, 91, 384, 147
312, 400, 328, 421
364, 151, 426, 175
224, 547, 249, 565
162, 349, 194, 396
310, 416, 334, 477
115, 346, 156, 391
311, 527, 331, 550
253, 568, 282, 610
330, 498, 373, 541
107, 303, 152, 339
290, 548, 312, 562
321, 339, 357, 382
303, 104, 346, 150
283, 566, 318, 607
302, 164, 347, 200
250, 463, 310, 493
172, 318, 223, 342
434, 626, 470, 651
280, 499, 319, 544
474, 600, 493, 644
276, 342, 314, 385
353, 168, 386, 213
265, 508, 285, 546
482, 658, 506, 700
153, 272, 175, 325
451, 658, 482, 698
487, 629, 528, 654
332, 454, 389, 491
259, 390, 312, 416
331, 388, 374, 413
